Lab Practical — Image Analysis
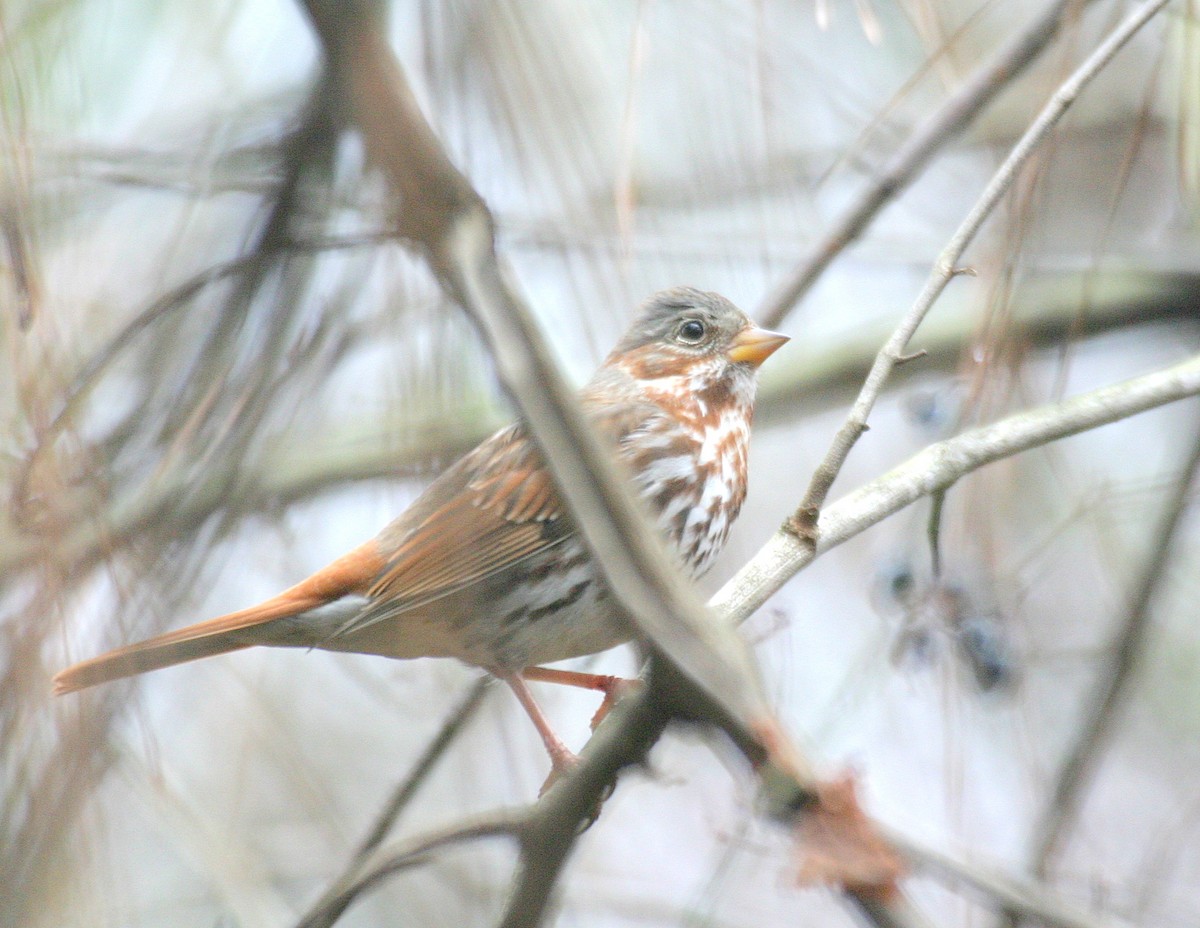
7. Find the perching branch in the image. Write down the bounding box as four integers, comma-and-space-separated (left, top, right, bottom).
790, 0, 1173, 539
499, 684, 673, 928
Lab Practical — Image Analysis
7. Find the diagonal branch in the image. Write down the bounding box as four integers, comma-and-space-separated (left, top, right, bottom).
711, 352, 1200, 625
295, 813, 523, 928
789, 0, 1173, 540
295, 5, 918, 927
1027, 426, 1200, 872
293, 678, 493, 928
500, 683, 673, 928
298, 0, 771, 746
758, 0, 1096, 329
888, 828, 1119, 928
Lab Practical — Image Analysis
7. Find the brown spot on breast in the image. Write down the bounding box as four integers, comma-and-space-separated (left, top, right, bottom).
652, 475, 697, 512
692, 379, 734, 430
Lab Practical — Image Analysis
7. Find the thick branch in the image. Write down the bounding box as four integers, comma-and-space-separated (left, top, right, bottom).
500, 685, 671, 928
711, 352, 1200, 626
300, 0, 771, 747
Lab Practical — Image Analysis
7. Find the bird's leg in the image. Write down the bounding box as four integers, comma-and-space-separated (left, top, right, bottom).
522, 666, 641, 730
501, 673, 579, 785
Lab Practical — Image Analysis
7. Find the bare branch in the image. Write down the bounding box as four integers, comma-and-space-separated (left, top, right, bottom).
9, 230, 393, 532
756, 269, 1200, 427
290, 8, 837, 925
791, 0, 1173, 532
357, 679, 493, 859
298, 0, 771, 754
294, 813, 523, 928
292, 679, 493, 928
758, 0, 1097, 329
0, 405, 488, 586
300, 0, 771, 739
1027, 426, 1200, 871
888, 828, 1122, 928
851, 894, 942, 928
500, 684, 671, 928
711, 352, 1200, 626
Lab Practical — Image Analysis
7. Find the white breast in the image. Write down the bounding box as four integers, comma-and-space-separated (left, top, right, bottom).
615, 355, 757, 577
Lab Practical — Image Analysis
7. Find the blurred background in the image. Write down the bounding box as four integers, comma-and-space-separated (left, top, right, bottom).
4, 0, 1200, 925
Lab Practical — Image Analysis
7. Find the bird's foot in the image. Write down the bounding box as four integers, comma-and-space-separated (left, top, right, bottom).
588, 676, 641, 730
520, 666, 642, 731
538, 746, 581, 797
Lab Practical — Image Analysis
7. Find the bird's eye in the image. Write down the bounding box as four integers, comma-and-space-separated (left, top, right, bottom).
678, 319, 706, 344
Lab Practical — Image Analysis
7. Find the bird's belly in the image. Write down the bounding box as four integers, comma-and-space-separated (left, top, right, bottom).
455, 540, 632, 669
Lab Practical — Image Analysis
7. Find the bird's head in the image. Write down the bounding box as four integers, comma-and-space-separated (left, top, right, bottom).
604, 287, 789, 408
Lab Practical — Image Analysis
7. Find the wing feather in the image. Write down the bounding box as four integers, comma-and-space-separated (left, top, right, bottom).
336, 378, 665, 639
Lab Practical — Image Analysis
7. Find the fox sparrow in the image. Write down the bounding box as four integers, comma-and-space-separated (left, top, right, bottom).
55, 288, 788, 773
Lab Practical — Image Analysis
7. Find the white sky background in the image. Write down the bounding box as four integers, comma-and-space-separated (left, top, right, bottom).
8, 0, 1200, 926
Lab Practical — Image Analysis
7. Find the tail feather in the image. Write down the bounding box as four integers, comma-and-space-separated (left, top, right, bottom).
53, 540, 385, 694
53, 596, 310, 694
53, 629, 253, 694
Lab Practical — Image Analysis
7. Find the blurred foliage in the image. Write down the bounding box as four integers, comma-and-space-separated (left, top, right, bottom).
3, 0, 1200, 926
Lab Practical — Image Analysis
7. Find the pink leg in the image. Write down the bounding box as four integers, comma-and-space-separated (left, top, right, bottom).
522, 666, 641, 729
502, 673, 579, 774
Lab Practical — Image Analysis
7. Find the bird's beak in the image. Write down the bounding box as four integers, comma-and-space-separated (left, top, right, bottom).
727, 324, 790, 366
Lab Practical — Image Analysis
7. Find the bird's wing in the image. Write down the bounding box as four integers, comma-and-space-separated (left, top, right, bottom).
338, 392, 661, 636
326, 423, 567, 638
372, 425, 564, 602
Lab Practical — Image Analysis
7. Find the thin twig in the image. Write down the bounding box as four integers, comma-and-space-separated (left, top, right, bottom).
9, 228, 396, 537
1027, 425, 1200, 872
0, 401, 488, 589
887, 827, 1121, 928
355, 678, 492, 859
758, 0, 1095, 329
789, 0, 1172, 540
755, 269, 1200, 428
295, 814, 524, 928
290, 678, 493, 927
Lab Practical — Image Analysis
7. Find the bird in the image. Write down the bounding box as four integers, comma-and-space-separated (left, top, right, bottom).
54, 287, 788, 775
